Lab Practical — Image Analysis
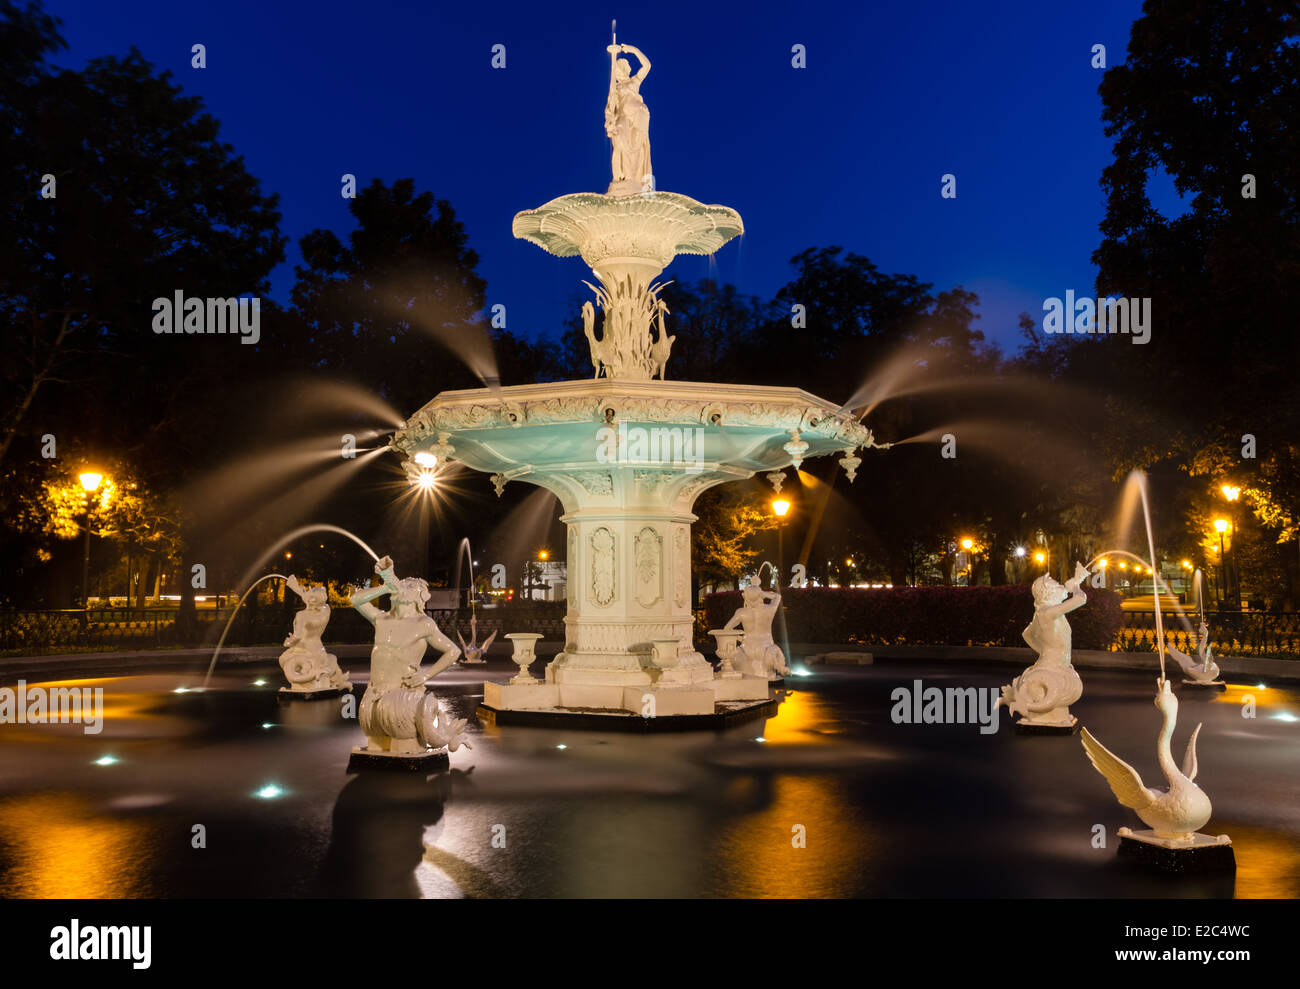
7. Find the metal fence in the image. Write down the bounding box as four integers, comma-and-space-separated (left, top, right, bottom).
1116, 610, 1300, 659
8, 604, 1296, 660
0, 603, 570, 655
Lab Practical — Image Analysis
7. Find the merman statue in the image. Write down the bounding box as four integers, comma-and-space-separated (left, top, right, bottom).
349, 556, 469, 765
724, 579, 790, 680
278, 575, 351, 696
997, 562, 1089, 732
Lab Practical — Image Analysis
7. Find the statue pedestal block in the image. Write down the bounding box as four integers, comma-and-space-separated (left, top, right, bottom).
712, 675, 770, 702
1117, 829, 1236, 874
1014, 716, 1078, 735
347, 747, 450, 773
278, 686, 351, 702
484, 680, 560, 711
621, 684, 713, 716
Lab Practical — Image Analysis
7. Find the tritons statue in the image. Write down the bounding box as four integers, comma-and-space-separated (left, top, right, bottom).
278, 575, 351, 694
724, 581, 791, 680
350, 556, 469, 758
997, 562, 1089, 731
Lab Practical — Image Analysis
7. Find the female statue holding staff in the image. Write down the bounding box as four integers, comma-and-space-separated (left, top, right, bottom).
605, 41, 652, 195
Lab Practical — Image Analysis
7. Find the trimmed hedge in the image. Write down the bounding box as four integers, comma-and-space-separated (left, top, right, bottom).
701, 585, 1124, 651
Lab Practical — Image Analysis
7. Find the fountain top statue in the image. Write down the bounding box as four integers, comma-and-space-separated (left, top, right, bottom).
511, 36, 744, 382
605, 40, 652, 197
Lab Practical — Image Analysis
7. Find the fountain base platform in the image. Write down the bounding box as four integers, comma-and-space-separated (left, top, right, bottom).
278, 686, 352, 702
1117, 828, 1236, 874
347, 747, 450, 773
478, 696, 776, 732
1014, 717, 1078, 735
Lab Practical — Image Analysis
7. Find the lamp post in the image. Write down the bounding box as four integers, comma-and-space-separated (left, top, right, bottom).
771, 498, 790, 588
1214, 519, 1229, 609
770, 498, 792, 667
1221, 485, 1241, 609
960, 537, 974, 586
77, 472, 103, 609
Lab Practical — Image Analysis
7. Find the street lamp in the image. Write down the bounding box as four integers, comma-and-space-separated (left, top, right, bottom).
1220, 485, 1241, 608
1214, 518, 1229, 608
771, 498, 791, 589
959, 537, 974, 585
78, 472, 104, 609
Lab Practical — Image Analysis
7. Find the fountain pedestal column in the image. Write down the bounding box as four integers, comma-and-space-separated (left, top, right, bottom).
485, 463, 771, 717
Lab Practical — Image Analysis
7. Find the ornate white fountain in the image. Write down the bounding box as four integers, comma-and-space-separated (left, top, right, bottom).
390, 36, 876, 724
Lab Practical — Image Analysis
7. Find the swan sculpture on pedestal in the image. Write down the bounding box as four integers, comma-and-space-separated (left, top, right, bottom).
457, 614, 496, 665
1080, 677, 1231, 855
1166, 621, 1224, 686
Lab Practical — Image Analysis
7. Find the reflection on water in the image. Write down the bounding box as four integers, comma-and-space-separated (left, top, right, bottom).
0, 793, 157, 897
710, 775, 869, 898
1221, 823, 1300, 899
0, 661, 1294, 897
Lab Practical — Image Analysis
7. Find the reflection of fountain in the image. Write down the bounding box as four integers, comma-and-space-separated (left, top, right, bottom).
277, 574, 352, 699
1078, 471, 1235, 873
996, 562, 1089, 733
348, 556, 469, 771
390, 38, 877, 727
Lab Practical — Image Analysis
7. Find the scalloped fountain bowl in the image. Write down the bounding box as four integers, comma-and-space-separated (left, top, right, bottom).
390, 377, 875, 727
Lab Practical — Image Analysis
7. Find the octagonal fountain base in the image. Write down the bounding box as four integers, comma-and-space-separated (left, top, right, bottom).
477, 695, 777, 732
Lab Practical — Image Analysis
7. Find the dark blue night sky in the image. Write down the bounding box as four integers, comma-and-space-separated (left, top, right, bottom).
45, 0, 1174, 352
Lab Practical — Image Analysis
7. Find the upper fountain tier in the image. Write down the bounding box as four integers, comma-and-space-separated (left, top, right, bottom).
512, 191, 743, 272
505, 37, 747, 382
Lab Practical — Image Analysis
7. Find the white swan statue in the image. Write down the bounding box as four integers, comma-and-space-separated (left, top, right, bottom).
1080, 677, 1230, 850
1166, 621, 1223, 686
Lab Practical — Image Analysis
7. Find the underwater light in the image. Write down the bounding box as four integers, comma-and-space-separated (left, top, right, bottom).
255, 784, 284, 799
93, 755, 118, 766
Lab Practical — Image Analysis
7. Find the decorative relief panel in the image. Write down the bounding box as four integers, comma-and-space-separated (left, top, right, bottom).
574, 470, 614, 496
590, 527, 616, 607
673, 527, 689, 608
634, 526, 663, 607
567, 527, 578, 614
